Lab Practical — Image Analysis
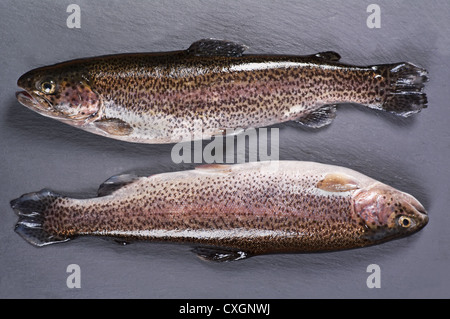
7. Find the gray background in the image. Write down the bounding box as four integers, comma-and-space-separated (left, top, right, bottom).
0, 0, 449, 299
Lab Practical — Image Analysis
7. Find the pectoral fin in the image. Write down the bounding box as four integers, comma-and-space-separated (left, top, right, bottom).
317, 173, 360, 192
93, 118, 133, 136
192, 247, 249, 262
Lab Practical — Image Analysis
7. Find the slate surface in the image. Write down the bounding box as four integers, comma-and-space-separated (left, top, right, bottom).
0, 0, 449, 298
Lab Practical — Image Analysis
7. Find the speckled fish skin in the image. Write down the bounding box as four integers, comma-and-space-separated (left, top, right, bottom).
16, 39, 428, 144
11, 161, 428, 261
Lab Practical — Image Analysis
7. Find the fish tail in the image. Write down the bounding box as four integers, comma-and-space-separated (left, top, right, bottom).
373, 62, 429, 117
10, 189, 72, 247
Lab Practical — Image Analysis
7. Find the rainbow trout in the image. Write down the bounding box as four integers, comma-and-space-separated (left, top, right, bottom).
16, 39, 428, 144
11, 161, 428, 261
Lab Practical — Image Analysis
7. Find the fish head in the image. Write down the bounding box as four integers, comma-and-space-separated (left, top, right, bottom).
16, 63, 101, 124
353, 182, 428, 242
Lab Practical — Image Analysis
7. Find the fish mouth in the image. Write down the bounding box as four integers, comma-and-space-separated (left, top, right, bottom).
16, 90, 37, 107
398, 190, 429, 231
16, 71, 64, 119
410, 198, 429, 230
16, 90, 58, 118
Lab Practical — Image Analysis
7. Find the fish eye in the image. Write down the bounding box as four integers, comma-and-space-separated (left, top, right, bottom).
398, 216, 412, 228
40, 80, 56, 94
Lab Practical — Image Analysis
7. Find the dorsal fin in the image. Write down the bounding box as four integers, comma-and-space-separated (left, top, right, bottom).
187, 39, 248, 57
317, 173, 360, 192
97, 174, 140, 197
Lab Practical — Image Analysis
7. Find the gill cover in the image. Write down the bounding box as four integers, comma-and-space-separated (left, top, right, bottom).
352, 183, 428, 240
51, 79, 101, 121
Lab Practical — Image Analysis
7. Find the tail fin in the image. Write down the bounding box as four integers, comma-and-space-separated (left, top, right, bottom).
376, 62, 429, 117
10, 189, 72, 247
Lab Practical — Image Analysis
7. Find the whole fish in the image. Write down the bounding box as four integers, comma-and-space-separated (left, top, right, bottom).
11, 161, 428, 261
16, 39, 428, 144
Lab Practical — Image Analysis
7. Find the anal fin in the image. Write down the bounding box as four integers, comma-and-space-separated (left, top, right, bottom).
295, 104, 337, 128
192, 246, 249, 262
